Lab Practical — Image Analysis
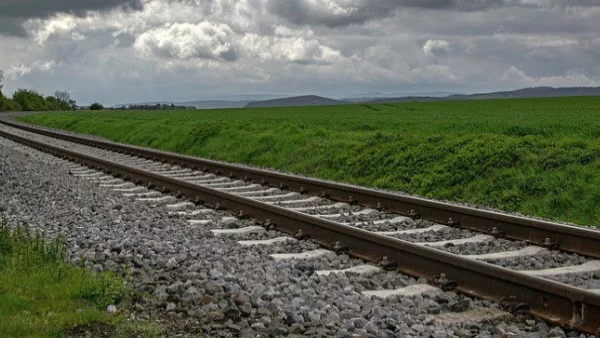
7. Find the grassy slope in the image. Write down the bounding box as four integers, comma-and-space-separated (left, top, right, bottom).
0, 224, 159, 337
20, 97, 600, 226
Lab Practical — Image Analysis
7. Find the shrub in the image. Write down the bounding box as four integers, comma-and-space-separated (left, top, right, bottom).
90, 102, 104, 110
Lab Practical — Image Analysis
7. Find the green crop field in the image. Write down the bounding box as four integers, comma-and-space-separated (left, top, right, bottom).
20, 96, 600, 227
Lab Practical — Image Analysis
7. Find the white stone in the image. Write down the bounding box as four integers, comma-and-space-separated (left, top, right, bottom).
171, 209, 215, 216
125, 191, 162, 198
418, 234, 494, 248
251, 192, 300, 201
434, 308, 512, 325
217, 184, 262, 192
94, 179, 122, 184
220, 217, 239, 225
270, 196, 321, 206
151, 169, 191, 175
70, 169, 95, 175
104, 183, 136, 188
521, 260, 600, 276
165, 202, 196, 210
200, 180, 243, 188
464, 246, 549, 260
112, 186, 145, 192
235, 188, 280, 196
188, 219, 212, 226
317, 209, 378, 219
345, 216, 413, 227
376, 224, 449, 236
270, 249, 334, 261
188, 177, 229, 184
136, 196, 177, 203
362, 284, 441, 298
75, 172, 103, 178
211, 226, 265, 238
290, 202, 350, 212
316, 265, 382, 276
237, 237, 297, 246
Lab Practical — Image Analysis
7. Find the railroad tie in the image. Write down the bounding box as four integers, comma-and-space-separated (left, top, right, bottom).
315, 265, 382, 276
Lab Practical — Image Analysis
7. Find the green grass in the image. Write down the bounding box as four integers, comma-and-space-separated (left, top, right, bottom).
20, 96, 600, 227
0, 223, 161, 337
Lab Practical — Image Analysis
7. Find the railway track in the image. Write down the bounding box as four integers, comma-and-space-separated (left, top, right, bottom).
1, 118, 599, 334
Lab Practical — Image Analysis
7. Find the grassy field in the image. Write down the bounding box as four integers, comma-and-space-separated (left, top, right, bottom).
0, 223, 160, 337
20, 96, 600, 227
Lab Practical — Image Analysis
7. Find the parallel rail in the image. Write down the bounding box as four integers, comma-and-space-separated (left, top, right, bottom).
1, 122, 600, 333
2, 118, 599, 259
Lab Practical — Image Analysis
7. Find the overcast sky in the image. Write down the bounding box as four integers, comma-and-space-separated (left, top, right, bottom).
1, 0, 599, 105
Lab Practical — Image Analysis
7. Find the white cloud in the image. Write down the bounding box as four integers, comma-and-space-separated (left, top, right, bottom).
241, 29, 342, 65
5, 60, 56, 79
32, 15, 78, 44
133, 22, 238, 61
6, 64, 32, 78
423, 39, 450, 57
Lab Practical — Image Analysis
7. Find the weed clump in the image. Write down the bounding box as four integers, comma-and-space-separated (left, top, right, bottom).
0, 222, 132, 337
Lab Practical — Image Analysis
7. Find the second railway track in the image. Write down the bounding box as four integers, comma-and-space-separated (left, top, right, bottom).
1, 118, 600, 334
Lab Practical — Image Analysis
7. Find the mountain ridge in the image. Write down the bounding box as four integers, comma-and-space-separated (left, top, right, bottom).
113, 86, 600, 109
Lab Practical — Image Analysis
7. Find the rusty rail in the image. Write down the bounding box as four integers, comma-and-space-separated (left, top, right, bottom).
2, 118, 599, 259
1, 124, 600, 333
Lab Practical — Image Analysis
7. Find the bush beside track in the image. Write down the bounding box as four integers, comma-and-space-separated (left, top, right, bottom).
20, 96, 600, 227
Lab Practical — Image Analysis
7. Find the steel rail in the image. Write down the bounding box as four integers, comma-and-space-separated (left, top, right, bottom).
2, 118, 599, 259
1, 125, 599, 333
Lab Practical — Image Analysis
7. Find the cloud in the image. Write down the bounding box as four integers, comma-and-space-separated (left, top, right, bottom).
266, 0, 600, 28
502, 65, 599, 87
33, 15, 78, 44
0, 0, 143, 36
1, 0, 599, 105
241, 26, 342, 65
133, 22, 239, 61
412, 64, 458, 83
423, 39, 450, 57
5, 60, 57, 79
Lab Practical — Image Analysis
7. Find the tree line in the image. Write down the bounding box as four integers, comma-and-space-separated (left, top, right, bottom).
0, 69, 77, 112
113, 103, 192, 110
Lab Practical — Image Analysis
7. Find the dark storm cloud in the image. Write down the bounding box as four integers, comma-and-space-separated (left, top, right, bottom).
0, 0, 143, 36
267, 0, 600, 28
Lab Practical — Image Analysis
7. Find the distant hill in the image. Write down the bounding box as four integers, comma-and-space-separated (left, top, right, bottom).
449, 86, 600, 100
368, 86, 600, 103
113, 86, 600, 110
180, 100, 251, 109
342, 91, 455, 102
244, 95, 345, 108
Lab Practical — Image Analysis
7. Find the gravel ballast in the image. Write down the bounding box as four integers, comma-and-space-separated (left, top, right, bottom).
0, 133, 594, 337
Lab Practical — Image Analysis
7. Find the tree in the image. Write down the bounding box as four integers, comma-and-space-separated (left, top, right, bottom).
89, 102, 104, 110
45, 96, 67, 111
12, 89, 47, 111
0, 69, 22, 112
54, 90, 77, 110
0, 94, 22, 112
54, 90, 70, 103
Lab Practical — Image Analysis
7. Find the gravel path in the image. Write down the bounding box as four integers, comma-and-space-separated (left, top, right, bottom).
0, 133, 594, 337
